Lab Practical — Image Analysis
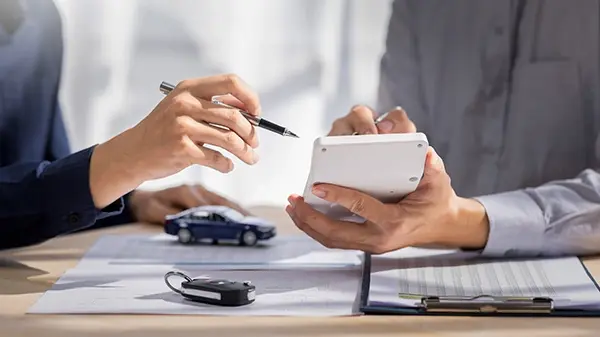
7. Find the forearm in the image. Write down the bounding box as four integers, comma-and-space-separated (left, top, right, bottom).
58, 129, 146, 233
89, 128, 144, 208
0, 147, 125, 249
474, 169, 600, 257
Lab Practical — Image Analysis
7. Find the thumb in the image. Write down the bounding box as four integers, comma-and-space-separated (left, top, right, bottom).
376, 106, 417, 134
421, 146, 446, 182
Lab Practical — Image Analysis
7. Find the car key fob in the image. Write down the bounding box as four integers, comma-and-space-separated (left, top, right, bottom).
165, 271, 256, 306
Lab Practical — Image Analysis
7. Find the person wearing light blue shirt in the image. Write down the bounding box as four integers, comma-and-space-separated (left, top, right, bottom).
287, 0, 600, 258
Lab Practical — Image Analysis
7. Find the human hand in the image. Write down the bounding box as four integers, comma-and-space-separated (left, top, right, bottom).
128, 184, 251, 225
328, 105, 416, 136
285, 147, 490, 254
89, 74, 261, 209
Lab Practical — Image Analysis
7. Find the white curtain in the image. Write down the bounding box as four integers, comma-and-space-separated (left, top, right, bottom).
54, 0, 393, 208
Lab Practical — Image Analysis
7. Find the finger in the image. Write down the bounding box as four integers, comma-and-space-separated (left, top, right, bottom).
287, 195, 375, 247
347, 105, 378, 135
167, 185, 208, 209
422, 146, 446, 180
182, 135, 234, 173
180, 117, 258, 165
213, 94, 245, 110
173, 93, 258, 149
193, 106, 258, 149
310, 183, 389, 224
177, 74, 261, 116
195, 185, 251, 216
146, 198, 182, 224
328, 118, 354, 136
376, 106, 417, 134
285, 205, 362, 250
417, 147, 451, 193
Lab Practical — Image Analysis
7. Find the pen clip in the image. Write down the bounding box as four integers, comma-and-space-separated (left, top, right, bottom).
211, 98, 242, 111
210, 98, 260, 126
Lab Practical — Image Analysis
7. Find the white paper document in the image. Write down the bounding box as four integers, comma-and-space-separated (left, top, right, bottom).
28, 266, 362, 316
29, 234, 600, 316
369, 249, 600, 310
76, 234, 362, 270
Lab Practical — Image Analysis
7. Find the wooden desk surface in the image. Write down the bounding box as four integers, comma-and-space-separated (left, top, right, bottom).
1, 206, 600, 337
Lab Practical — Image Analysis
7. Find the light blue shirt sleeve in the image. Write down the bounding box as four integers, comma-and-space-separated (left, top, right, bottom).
475, 168, 600, 257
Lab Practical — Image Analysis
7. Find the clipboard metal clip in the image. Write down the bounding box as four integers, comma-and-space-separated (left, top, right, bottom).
420, 295, 554, 314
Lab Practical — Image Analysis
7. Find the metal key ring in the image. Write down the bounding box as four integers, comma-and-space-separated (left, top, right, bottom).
164, 271, 193, 295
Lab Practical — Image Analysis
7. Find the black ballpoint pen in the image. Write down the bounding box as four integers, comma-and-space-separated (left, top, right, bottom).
159, 81, 299, 138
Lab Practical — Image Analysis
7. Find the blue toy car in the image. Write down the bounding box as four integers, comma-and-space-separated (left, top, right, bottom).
164, 206, 277, 246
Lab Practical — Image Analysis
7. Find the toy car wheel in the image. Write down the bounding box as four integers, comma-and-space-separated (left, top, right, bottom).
241, 230, 258, 246
177, 228, 193, 244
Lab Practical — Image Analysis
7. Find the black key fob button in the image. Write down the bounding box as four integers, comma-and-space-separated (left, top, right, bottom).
165, 271, 256, 307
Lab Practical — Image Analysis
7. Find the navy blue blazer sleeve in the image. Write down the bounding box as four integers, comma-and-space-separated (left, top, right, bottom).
0, 0, 136, 250
45, 103, 135, 231
0, 146, 126, 250
38, 3, 135, 231
0, 103, 136, 250
0, 88, 134, 250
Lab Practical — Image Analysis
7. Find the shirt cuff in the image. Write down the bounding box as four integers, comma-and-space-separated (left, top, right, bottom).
474, 190, 546, 257
37, 145, 125, 233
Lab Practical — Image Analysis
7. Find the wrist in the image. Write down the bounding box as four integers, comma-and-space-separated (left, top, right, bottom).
89, 129, 145, 209
127, 189, 150, 221
443, 197, 490, 249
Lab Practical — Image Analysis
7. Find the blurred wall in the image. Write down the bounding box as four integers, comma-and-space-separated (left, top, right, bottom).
53, 0, 393, 208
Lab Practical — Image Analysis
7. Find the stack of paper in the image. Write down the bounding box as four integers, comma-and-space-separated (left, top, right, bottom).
367, 248, 600, 311
28, 266, 363, 316
29, 234, 364, 316
30, 234, 600, 316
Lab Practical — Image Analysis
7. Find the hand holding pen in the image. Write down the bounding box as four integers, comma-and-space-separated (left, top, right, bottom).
160, 81, 298, 138
137, 75, 267, 172
328, 105, 416, 136
88, 74, 275, 209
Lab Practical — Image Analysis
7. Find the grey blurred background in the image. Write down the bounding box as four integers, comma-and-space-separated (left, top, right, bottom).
54, 0, 393, 207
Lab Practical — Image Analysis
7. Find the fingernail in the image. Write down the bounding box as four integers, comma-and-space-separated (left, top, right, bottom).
394, 105, 404, 111
312, 186, 326, 198
253, 151, 260, 163
287, 196, 296, 208
377, 120, 393, 132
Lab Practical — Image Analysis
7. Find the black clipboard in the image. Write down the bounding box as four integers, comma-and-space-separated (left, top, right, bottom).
358, 253, 600, 317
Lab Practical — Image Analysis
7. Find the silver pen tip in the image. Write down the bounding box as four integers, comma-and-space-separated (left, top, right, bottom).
286, 130, 299, 138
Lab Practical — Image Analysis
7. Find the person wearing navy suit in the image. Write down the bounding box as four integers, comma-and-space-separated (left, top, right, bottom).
0, 0, 260, 250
